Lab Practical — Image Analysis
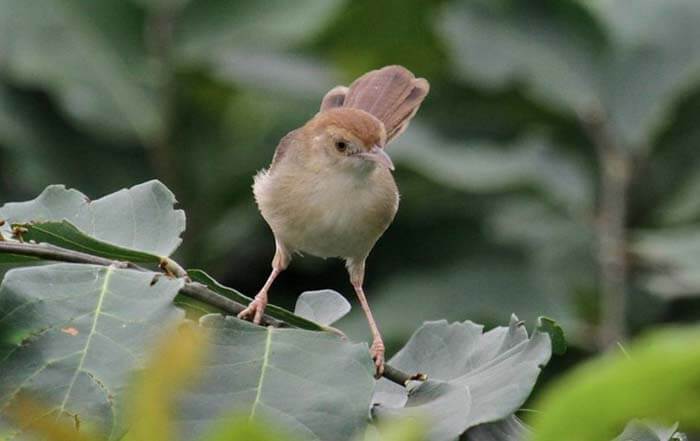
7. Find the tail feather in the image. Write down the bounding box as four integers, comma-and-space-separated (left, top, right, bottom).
319, 65, 429, 144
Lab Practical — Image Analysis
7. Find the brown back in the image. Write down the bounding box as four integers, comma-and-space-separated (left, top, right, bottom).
319, 66, 429, 144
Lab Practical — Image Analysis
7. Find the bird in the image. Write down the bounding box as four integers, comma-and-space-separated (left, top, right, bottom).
238, 65, 429, 376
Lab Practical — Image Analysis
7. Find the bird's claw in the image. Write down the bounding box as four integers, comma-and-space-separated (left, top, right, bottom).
237, 296, 268, 325
370, 340, 385, 378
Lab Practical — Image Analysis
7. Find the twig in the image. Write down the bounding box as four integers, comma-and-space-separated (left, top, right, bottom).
0, 241, 131, 267
0, 241, 281, 327
0, 240, 417, 384
580, 109, 632, 348
382, 365, 427, 386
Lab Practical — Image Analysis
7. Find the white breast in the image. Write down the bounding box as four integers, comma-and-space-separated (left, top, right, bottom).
254, 166, 398, 260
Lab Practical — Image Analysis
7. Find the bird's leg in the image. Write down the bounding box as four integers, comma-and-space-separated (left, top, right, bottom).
238, 242, 290, 324
348, 259, 385, 378
355, 285, 385, 377
238, 267, 279, 324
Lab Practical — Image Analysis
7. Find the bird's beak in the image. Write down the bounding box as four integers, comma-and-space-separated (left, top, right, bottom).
358, 145, 395, 171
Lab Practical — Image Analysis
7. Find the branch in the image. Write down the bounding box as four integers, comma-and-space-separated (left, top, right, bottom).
580, 111, 632, 348
0, 240, 416, 385
382, 365, 428, 386
0, 241, 132, 267
0, 241, 282, 327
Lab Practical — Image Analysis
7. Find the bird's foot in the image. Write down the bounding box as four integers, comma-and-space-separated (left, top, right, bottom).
370, 339, 385, 378
237, 293, 268, 325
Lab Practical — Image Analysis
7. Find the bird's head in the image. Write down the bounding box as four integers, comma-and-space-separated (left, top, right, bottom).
305, 108, 394, 173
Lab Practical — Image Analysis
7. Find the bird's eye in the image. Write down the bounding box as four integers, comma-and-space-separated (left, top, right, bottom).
335, 140, 348, 152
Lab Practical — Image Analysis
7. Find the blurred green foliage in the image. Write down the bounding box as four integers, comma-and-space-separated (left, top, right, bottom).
531, 325, 700, 441
1, 1, 700, 437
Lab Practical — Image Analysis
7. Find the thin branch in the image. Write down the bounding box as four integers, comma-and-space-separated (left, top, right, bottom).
0, 241, 128, 267
580, 110, 632, 348
0, 241, 281, 327
0, 240, 416, 385
382, 365, 427, 386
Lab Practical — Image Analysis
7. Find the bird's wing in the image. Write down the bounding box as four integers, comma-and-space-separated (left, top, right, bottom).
339, 65, 429, 144
269, 129, 300, 172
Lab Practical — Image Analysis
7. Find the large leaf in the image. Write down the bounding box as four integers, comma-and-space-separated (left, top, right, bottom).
122, 324, 206, 441
372, 317, 552, 440
0, 263, 184, 439
439, 0, 700, 148
16, 221, 165, 264
174, 314, 375, 441
0, 0, 162, 140
530, 325, 700, 441
0, 180, 186, 259
373, 381, 471, 441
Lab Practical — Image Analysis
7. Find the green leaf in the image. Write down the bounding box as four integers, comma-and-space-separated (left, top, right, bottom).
530, 325, 700, 441
174, 314, 375, 441
0, 263, 184, 440
536, 317, 566, 355
613, 420, 682, 441
0, 180, 186, 259
0, 0, 162, 140
372, 316, 551, 440
23, 221, 162, 264
0, 253, 39, 265
294, 290, 351, 326
187, 269, 329, 331
373, 381, 470, 441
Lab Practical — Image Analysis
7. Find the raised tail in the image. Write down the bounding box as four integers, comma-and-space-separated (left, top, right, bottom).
319, 65, 429, 144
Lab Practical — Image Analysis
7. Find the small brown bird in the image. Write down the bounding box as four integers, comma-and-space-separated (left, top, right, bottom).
239, 65, 429, 376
